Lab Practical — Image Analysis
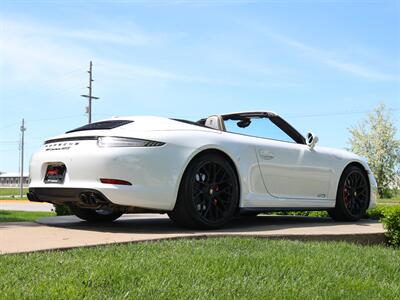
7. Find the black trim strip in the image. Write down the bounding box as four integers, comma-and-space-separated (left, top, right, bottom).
45, 136, 165, 147
240, 207, 331, 213
28, 188, 109, 203
45, 136, 98, 144
269, 116, 306, 145
222, 111, 275, 120
172, 118, 207, 128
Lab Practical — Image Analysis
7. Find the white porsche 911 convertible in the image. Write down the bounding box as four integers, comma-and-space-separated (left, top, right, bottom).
28, 111, 377, 229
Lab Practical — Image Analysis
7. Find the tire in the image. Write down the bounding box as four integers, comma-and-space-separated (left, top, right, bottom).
168, 153, 239, 229
70, 206, 123, 222
328, 165, 370, 221
239, 212, 259, 218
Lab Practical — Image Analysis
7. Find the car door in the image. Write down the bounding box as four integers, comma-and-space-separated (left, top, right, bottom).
256, 139, 333, 200
224, 116, 334, 200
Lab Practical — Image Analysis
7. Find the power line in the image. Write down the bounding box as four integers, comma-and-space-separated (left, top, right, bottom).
0, 106, 398, 137
285, 108, 400, 118
0, 146, 39, 152
1, 74, 85, 118
0, 122, 20, 130
1, 69, 84, 97
0, 112, 99, 130
27, 114, 85, 123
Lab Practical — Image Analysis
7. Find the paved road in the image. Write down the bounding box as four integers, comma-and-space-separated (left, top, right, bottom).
0, 214, 385, 254
0, 200, 54, 212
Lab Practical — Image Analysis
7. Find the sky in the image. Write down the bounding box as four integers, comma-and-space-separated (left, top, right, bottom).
0, 0, 399, 173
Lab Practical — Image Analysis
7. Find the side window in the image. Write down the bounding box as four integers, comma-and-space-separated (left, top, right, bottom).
224, 117, 296, 143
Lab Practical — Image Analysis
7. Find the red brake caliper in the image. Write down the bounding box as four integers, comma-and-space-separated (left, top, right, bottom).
343, 180, 350, 206
213, 185, 219, 206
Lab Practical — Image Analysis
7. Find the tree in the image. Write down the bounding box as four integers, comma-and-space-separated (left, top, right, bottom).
348, 103, 400, 198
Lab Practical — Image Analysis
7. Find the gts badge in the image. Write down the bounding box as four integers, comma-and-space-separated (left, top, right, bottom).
45, 142, 79, 151
317, 193, 326, 198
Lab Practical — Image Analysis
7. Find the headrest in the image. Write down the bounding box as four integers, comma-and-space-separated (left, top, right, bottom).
205, 115, 226, 131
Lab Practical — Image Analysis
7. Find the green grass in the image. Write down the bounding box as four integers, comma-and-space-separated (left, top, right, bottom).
0, 238, 399, 299
0, 197, 27, 200
0, 187, 28, 195
0, 187, 28, 200
378, 197, 400, 205
0, 210, 55, 222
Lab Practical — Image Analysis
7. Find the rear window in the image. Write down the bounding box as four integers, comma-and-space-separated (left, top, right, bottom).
66, 120, 133, 133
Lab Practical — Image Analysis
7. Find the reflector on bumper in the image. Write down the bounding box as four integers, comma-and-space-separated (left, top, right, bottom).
100, 178, 132, 185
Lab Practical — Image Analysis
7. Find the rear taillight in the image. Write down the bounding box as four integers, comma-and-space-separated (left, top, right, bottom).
97, 136, 164, 148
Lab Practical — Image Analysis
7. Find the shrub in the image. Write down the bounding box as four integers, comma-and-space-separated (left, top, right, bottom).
53, 204, 72, 216
366, 205, 399, 220
366, 206, 386, 220
382, 207, 400, 247
268, 211, 329, 217
308, 211, 329, 218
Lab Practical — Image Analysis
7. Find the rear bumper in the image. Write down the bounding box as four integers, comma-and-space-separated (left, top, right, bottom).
28, 187, 165, 213
28, 141, 191, 211
28, 188, 111, 207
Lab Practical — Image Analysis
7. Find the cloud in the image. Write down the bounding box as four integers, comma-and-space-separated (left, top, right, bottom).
1, 18, 163, 47
0, 29, 89, 93
256, 27, 399, 82
0, 30, 238, 89
322, 59, 399, 81
1, 16, 295, 90
96, 59, 262, 87
0, 17, 187, 90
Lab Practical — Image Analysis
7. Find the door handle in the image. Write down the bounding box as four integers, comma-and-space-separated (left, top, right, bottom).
259, 149, 274, 160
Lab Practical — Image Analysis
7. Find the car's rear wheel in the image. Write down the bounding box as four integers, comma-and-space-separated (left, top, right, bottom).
70, 206, 123, 222
168, 153, 239, 229
328, 165, 370, 221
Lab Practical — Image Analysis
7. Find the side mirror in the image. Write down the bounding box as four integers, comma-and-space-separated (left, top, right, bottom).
306, 132, 319, 149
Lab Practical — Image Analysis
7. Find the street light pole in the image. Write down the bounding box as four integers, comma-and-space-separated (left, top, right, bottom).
81, 61, 99, 124
19, 118, 26, 198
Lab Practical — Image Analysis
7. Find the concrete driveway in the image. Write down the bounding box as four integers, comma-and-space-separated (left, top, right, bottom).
0, 200, 54, 212
0, 214, 385, 254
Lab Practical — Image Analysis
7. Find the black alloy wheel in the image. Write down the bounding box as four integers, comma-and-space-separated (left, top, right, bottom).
329, 165, 370, 221
192, 160, 235, 222
168, 153, 239, 229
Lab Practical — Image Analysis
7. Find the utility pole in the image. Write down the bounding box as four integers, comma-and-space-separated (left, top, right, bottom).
81, 61, 99, 124
19, 118, 26, 198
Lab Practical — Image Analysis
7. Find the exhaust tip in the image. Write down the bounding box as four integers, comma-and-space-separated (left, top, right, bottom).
27, 192, 41, 202
79, 192, 108, 207
79, 193, 89, 203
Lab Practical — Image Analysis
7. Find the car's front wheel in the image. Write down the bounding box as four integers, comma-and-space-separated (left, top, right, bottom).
70, 206, 123, 222
329, 165, 370, 221
168, 153, 239, 229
